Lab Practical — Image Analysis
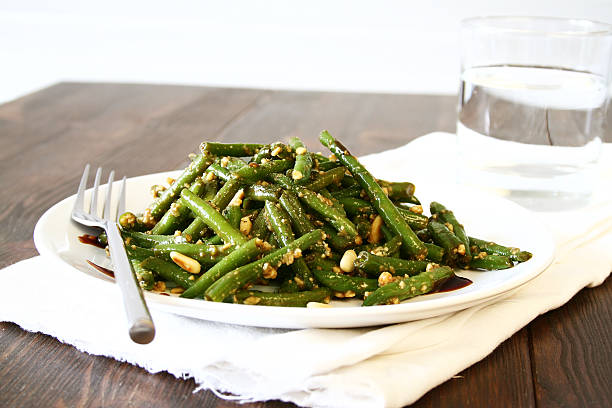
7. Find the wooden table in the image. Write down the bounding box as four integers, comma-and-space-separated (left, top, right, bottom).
1, 83, 610, 408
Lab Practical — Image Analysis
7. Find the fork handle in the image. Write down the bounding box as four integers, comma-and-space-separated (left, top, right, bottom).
105, 223, 156, 344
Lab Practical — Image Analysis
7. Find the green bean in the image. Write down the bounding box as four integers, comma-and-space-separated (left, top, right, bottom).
200, 142, 265, 157
362, 266, 454, 306
181, 177, 241, 242
278, 190, 314, 236
125, 245, 155, 261
430, 202, 471, 260
288, 136, 313, 184
303, 167, 346, 191
265, 201, 315, 289
233, 288, 332, 307
320, 130, 426, 260
310, 259, 377, 296
469, 254, 513, 270
147, 152, 214, 220
223, 203, 242, 230
469, 237, 532, 263
150, 178, 206, 235
251, 142, 293, 163
273, 173, 359, 241
181, 238, 267, 298
205, 229, 325, 302
243, 183, 281, 202
180, 189, 247, 246
395, 207, 429, 231
206, 163, 232, 181
131, 259, 155, 290
140, 257, 195, 289
427, 220, 464, 263
338, 197, 372, 217
118, 212, 149, 232
354, 252, 429, 277
331, 184, 362, 199
377, 179, 416, 201
424, 242, 445, 263
122, 230, 184, 248
234, 159, 294, 183
320, 224, 354, 251
152, 242, 232, 264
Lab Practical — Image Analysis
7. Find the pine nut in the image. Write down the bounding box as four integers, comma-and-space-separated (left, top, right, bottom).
340, 249, 357, 272
169, 251, 201, 274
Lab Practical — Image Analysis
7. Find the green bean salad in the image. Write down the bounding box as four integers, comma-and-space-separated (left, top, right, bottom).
96, 131, 532, 307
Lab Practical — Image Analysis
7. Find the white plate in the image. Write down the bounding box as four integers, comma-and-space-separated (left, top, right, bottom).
33, 171, 555, 329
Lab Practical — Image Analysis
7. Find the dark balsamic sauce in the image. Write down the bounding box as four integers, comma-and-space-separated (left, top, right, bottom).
86, 260, 115, 279
435, 275, 472, 293
78, 234, 105, 249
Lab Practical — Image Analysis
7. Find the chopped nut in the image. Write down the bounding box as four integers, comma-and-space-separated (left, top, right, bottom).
292, 170, 303, 180
328, 153, 337, 161
271, 146, 283, 156
378, 271, 394, 286
409, 205, 423, 214
169, 201, 182, 217
340, 249, 357, 273
445, 222, 454, 233
229, 189, 245, 207
332, 266, 342, 274
240, 216, 253, 236
262, 262, 277, 279
205, 171, 216, 181
457, 243, 466, 255
141, 208, 156, 227
166, 177, 176, 185
344, 290, 356, 298
243, 296, 261, 305
220, 156, 230, 167
295, 146, 307, 155
281, 251, 295, 265
152, 281, 166, 292
170, 251, 201, 274
150, 185, 166, 198
170, 287, 185, 294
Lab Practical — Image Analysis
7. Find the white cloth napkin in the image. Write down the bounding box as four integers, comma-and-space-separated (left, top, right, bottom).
2, 132, 611, 408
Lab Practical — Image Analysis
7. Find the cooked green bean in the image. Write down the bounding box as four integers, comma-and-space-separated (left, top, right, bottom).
181, 238, 268, 298
147, 152, 214, 221
205, 229, 325, 302
362, 266, 454, 306
234, 288, 332, 307
200, 142, 265, 157
320, 130, 426, 260
180, 189, 247, 246
289, 137, 313, 184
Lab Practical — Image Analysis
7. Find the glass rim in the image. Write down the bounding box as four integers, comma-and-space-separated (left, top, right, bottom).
461, 16, 612, 37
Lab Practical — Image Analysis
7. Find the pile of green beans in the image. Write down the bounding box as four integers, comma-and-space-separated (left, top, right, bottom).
104, 131, 532, 307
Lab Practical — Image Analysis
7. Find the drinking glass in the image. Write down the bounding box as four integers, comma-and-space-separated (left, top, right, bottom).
457, 17, 612, 210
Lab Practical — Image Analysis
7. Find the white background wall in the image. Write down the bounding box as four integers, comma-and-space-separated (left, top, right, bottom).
2, 1, 612, 103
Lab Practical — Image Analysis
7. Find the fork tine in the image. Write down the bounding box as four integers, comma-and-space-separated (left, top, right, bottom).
103, 170, 115, 221
115, 176, 127, 222
90, 167, 103, 215
74, 164, 90, 212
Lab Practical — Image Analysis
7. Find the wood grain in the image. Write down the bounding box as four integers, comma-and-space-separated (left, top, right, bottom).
0, 82, 609, 408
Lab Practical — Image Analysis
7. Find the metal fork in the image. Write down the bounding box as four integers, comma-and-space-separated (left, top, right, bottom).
72, 164, 155, 344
